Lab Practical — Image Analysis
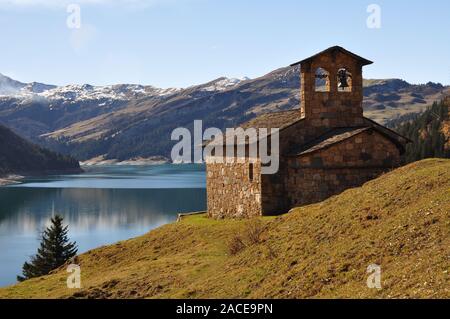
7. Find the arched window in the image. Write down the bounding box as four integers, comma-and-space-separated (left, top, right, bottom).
337, 68, 352, 92
315, 67, 330, 92
249, 163, 254, 182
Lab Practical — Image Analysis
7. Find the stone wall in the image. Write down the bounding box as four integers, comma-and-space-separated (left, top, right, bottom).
258, 119, 328, 215
206, 128, 402, 217
300, 50, 365, 128
204, 48, 407, 219
206, 159, 262, 219
285, 130, 401, 206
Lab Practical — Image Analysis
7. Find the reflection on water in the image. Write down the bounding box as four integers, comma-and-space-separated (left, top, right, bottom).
0, 188, 206, 233
0, 164, 206, 287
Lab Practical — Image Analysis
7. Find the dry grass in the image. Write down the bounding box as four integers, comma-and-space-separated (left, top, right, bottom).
245, 219, 265, 245
0, 158, 449, 299
227, 219, 266, 255
228, 234, 246, 256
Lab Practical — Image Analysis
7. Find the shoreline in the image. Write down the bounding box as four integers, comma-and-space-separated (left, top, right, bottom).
0, 175, 24, 186
0, 168, 83, 186
81, 156, 170, 166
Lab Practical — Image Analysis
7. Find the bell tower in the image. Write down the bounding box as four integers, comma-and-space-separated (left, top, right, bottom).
291, 46, 373, 128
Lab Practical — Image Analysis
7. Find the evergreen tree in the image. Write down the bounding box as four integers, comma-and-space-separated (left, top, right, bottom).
17, 215, 78, 282
393, 99, 449, 164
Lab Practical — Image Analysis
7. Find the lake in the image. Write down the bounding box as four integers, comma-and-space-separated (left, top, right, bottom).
0, 164, 206, 287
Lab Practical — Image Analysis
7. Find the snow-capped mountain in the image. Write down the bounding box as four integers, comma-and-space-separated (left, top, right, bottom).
0, 73, 57, 96
0, 73, 27, 95
0, 68, 447, 162
0, 73, 249, 104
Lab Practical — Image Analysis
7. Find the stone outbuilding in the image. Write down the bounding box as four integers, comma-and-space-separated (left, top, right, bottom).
205, 46, 410, 218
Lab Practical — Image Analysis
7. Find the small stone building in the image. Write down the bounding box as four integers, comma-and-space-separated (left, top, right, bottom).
206, 46, 410, 219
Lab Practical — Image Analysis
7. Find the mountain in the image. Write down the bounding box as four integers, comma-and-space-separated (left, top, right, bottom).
0, 124, 81, 176
0, 73, 25, 95
0, 69, 448, 161
0, 73, 56, 95
1, 158, 448, 298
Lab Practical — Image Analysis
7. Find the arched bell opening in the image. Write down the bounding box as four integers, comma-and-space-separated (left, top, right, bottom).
314, 67, 330, 92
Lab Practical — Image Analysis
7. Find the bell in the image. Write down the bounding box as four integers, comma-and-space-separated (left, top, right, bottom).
337, 69, 349, 89
338, 77, 349, 89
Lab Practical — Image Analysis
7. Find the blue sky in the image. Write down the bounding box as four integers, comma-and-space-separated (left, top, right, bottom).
0, 0, 448, 87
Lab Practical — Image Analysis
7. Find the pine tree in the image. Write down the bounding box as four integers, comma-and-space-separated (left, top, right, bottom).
393, 98, 449, 163
17, 215, 78, 282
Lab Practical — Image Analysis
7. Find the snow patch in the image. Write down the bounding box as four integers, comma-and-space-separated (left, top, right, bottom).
200, 77, 250, 92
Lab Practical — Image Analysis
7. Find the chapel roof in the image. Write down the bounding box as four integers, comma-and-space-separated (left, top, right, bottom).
290, 46, 374, 67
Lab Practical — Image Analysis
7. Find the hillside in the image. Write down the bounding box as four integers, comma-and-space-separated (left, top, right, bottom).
0, 124, 81, 177
389, 97, 450, 163
0, 69, 448, 161
0, 158, 448, 299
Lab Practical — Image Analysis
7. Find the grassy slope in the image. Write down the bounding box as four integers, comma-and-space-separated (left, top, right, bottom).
1, 159, 449, 299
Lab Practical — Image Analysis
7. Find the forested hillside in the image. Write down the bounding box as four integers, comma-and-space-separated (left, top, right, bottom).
0, 125, 81, 176
392, 98, 450, 163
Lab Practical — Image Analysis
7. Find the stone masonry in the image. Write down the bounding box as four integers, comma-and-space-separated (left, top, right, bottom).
206, 46, 410, 219
206, 159, 262, 219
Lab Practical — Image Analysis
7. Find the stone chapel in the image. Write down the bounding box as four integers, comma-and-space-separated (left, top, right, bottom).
205, 46, 410, 218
